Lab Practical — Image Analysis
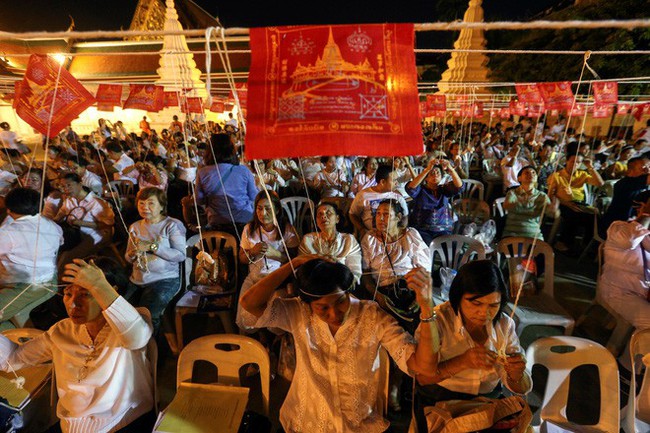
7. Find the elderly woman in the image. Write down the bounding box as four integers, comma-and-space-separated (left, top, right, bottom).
299, 201, 362, 283
361, 199, 432, 329
125, 187, 186, 333
414, 260, 531, 431
502, 165, 551, 240
0, 257, 155, 433
240, 257, 439, 433
406, 158, 462, 245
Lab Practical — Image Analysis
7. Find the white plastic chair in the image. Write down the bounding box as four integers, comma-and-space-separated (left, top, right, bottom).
177, 334, 271, 416
496, 237, 575, 337
430, 234, 486, 272
412, 166, 425, 176
451, 198, 491, 227
460, 179, 485, 202
623, 329, 650, 433
281, 196, 315, 237
526, 336, 619, 433
493, 197, 507, 218
577, 212, 605, 263
175, 231, 239, 353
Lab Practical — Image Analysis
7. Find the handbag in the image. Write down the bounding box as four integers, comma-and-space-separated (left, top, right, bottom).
58, 206, 87, 251
378, 235, 419, 322
424, 396, 532, 433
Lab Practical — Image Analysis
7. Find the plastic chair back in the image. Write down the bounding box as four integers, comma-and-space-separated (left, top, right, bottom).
526, 336, 619, 432
412, 166, 425, 176
185, 231, 239, 290
430, 234, 486, 272
460, 179, 485, 202
108, 179, 135, 198
497, 237, 554, 298
281, 196, 314, 237
177, 334, 271, 416
493, 197, 507, 218
623, 329, 650, 432
451, 198, 490, 226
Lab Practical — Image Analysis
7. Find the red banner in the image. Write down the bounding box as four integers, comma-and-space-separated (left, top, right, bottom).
123, 85, 164, 112
426, 94, 446, 112
592, 81, 618, 106
164, 91, 179, 107
182, 97, 204, 114
570, 103, 587, 117
224, 101, 235, 111
97, 104, 115, 112
527, 103, 545, 117
536, 81, 574, 110
12, 82, 22, 109
632, 103, 648, 121
210, 99, 225, 113
592, 104, 613, 119
499, 108, 511, 119
246, 24, 422, 159
617, 103, 632, 115
95, 84, 122, 108
515, 84, 543, 104
509, 100, 528, 116
419, 101, 427, 119
229, 82, 248, 110
14, 54, 95, 137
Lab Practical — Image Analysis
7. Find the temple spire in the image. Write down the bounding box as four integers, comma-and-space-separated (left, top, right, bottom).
155, 0, 206, 97
437, 0, 492, 95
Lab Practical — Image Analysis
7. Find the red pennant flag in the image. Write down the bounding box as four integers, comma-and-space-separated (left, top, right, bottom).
515, 84, 543, 104
499, 108, 511, 119
95, 84, 122, 108
570, 103, 587, 117
229, 82, 248, 110
164, 91, 179, 107
426, 94, 446, 112
617, 103, 632, 115
14, 54, 95, 137
632, 103, 648, 121
509, 100, 528, 116
433, 110, 447, 118
182, 97, 204, 114
246, 24, 422, 159
419, 101, 428, 119
536, 81, 574, 110
123, 85, 164, 112
644, 104, 650, 116
471, 102, 484, 118
12, 82, 22, 109
592, 81, 618, 106
452, 109, 462, 118
527, 103, 546, 117
210, 99, 225, 113
592, 104, 613, 119
224, 100, 235, 111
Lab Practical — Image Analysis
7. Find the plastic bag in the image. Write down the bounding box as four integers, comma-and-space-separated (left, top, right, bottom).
475, 219, 496, 248
439, 267, 457, 301
462, 222, 478, 237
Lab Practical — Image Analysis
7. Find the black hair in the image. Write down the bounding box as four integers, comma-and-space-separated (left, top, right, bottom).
207, 133, 236, 165
61, 172, 82, 183
448, 260, 509, 325
249, 190, 289, 237
517, 165, 536, 178
320, 156, 334, 164
375, 164, 393, 183
542, 139, 557, 148
105, 141, 123, 154
82, 256, 129, 296
296, 259, 354, 304
5, 187, 41, 216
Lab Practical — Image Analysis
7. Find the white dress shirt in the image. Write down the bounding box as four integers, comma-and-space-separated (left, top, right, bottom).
0, 297, 154, 433
0, 214, 62, 284
349, 189, 409, 231
252, 296, 416, 433
299, 232, 362, 283
55, 192, 115, 245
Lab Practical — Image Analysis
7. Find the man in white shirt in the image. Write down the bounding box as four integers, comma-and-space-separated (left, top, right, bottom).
225, 112, 238, 129
0, 188, 63, 323
105, 141, 138, 185
68, 157, 104, 195
500, 144, 529, 192
349, 164, 409, 236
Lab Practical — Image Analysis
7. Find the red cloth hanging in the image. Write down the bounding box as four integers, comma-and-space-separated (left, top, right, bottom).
14, 54, 95, 137
592, 81, 618, 106
536, 81, 574, 110
246, 23, 422, 159
123, 85, 164, 112
95, 84, 123, 110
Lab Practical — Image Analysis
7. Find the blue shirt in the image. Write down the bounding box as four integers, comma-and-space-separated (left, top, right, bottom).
195, 163, 258, 226
406, 182, 461, 232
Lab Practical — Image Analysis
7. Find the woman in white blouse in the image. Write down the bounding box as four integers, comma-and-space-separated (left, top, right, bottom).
349, 156, 378, 197
0, 257, 155, 433
236, 190, 299, 332
312, 156, 349, 198
414, 260, 531, 431
361, 199, 432, 328
240, 257, 439, 433
299, 201, 362, 283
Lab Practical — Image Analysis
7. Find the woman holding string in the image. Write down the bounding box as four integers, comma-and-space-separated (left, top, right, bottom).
240, 257, 439, 433
236, 190, 299, 333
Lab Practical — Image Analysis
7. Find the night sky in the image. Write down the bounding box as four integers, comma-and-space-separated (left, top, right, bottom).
1, 0, 564, 32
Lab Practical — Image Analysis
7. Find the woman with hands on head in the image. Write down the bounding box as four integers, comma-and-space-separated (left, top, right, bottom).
239, 256, 440, 433
413, 260, 531, 431
0, 257, 155, 433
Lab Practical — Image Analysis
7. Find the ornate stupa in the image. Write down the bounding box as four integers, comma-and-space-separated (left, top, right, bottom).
154, 0, 206, 97
437, 0, 492, 95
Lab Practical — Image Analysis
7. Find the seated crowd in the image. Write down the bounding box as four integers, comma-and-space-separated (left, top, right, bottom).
0, 114, 648, 432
